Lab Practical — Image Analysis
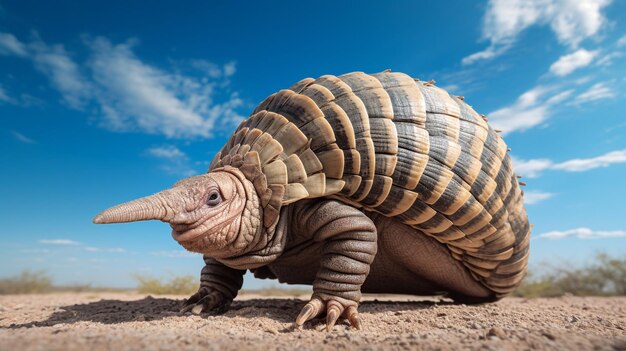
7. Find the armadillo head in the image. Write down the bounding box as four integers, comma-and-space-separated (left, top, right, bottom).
93, 167, 262, 258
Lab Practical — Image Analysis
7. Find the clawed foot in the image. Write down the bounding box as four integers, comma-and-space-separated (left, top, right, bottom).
180, 287, 231, 315
295, 294, 362, 331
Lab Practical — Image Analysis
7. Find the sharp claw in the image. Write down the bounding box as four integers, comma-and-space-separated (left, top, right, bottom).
325, 306, 341, 332
295, 304, 315, 326
350, 314, 362, 330
191, 303, 204, 315
346, 306, 362, 330
179, 304, 194, 314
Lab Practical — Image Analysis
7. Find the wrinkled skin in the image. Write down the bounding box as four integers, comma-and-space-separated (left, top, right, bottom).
94, 167, 494, 331
94, 167, 262, 259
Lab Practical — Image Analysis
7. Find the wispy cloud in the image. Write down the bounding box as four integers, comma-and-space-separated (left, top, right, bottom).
511, 156, 554, 178
523, 191, 555, 205
488, 85, 574, 134
0, 33, 244, 139
463, 0, 612, 64
512, 148, 626, 177
462, 44, 511, 65
83, 247, 126, 253
617, 34, 626, 47
88, 37, 244, 138
537, 227, 626, 239
11, 130, 37, 144
551, 149, 626, 172
1, 32, 90, 108
146, 145, 196, 177
0, 87, 45, 107
0, 84, 12, 103
38, 239, 81, 245
147, 145, 187, 159
29, 37, 91, 108
573, 82, 615, 104
549, 49, 598, 76
151, 250, 198, 258
596, 51, 623, 66
0, 32, 28, 56
36, 239, 128, 254
189, 59, 237, 79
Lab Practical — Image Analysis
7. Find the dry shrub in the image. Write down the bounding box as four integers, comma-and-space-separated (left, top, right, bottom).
0, 270, 52, 294
514, 253, 626, 297
133, 274, 199, 295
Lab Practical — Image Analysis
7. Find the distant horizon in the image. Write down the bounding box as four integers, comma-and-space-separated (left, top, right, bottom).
2, 0, 626, 289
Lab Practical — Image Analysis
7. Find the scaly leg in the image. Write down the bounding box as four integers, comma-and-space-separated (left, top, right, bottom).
290, 200, 378, 331
180, 256, 245, 314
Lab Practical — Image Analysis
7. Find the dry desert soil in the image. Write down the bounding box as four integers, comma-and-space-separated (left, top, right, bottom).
1, 292, 625, 350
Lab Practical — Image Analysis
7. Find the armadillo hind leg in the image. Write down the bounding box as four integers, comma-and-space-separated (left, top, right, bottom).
180, 257, 246, 315
286, 200, 378, 331
363, 212, 494, 301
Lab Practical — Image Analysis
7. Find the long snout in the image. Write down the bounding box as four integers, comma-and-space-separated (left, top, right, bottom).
93, 191, 173, 224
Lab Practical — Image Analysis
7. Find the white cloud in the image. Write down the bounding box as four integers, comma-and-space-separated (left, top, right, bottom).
83, 247, 126, 253
549, 49, 598, 76
523, 191, 554, 205
462, 44, 511, 65
489, 85, 574, 134
146, 145, 196, 177
0, 84, 12, 103
617, 34, 626, 47
596, 51, 623, 66
0, 33, 90, 108
464, 0, 612, 64
147, 145, 187, 159
512, 148, 626, 176
88, 37, 243, 138
573, 82, 615, 104
537, 227, 626, 239
0, 33, 244, 139
11, 130, 36, 144
151, 250, 198, 258
39, 239, 80, 245
552, 149, 626, 171
29, 38, 91, 109
0, 32, 28, 56
223, 61, 236, 77
190, 59, 237, 78
511, 156, 554, 178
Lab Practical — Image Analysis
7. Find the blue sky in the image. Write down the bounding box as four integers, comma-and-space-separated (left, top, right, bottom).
1, 0, 625, 289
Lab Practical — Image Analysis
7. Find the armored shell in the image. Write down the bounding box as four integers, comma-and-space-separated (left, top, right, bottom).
210, 71, 530, 296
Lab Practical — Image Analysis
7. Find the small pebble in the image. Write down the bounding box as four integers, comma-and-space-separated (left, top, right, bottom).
487, 327, 507, 339
264, 326, 279, 335
542, 331, 556, 340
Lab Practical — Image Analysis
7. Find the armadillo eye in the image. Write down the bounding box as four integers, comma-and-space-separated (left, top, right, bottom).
207, 191, 222, 206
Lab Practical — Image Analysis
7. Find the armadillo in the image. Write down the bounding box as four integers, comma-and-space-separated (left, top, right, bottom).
94, 71, 530, 331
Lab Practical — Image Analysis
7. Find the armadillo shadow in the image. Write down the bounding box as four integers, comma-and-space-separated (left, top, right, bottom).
4, 296, 454, 329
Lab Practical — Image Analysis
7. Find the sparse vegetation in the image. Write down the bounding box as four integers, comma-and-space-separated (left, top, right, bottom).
0, 271, 125, 294
133, 274, 199, 295
2, 253, 625, 297
0, 270, 52, 294
514, 253, 626, 298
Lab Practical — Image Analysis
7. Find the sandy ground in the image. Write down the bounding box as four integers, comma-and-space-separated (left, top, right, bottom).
0, 293, 625, 351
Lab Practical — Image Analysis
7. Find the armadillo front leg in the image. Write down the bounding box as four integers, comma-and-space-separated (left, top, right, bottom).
291, 200, 378, 331
180, 256, 245, 315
